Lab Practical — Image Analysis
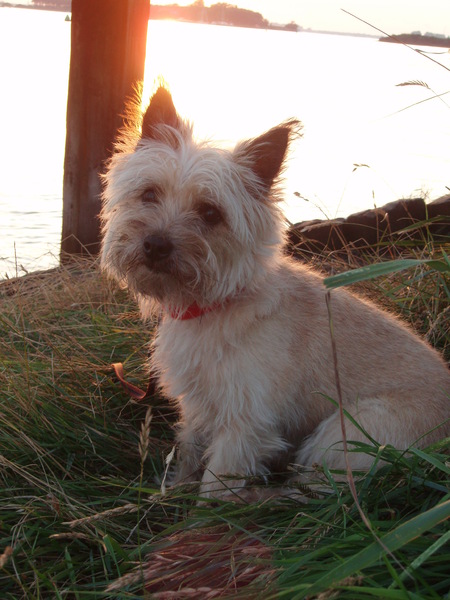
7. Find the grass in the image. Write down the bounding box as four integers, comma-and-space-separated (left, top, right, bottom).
0, 231, 449, 599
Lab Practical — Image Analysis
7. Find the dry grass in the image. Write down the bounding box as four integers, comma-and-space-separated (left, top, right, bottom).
0, 244, 449, 598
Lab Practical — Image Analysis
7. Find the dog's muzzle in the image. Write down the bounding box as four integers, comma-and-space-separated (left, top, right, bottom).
143, 234, 174, 270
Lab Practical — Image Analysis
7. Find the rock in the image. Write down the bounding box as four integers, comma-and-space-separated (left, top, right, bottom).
379, 198, 426, 231
288, 219, 346, 252
428, 194, 450, 217
345, 207, 387, 247
427, 195, 450, 239
288, 196, 450, 255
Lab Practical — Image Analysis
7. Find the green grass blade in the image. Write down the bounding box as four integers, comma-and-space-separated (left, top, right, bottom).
339, 587, 428, 599
64, 547, 80, 600
390, 529, 450, 588
301, 499, 450, 597
409, 447, 450, 475
324, 258, 449, 289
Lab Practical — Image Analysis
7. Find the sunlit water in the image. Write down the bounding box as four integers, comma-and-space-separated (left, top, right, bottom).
1, 8, 449, 277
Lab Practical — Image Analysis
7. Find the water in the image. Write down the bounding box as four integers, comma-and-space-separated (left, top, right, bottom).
1, 8, 449, 278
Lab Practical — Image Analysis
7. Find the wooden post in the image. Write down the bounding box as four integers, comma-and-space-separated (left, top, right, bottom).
61, 0, 150, 258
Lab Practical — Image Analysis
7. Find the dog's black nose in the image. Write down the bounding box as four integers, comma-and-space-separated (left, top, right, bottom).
143, 235, 174, 266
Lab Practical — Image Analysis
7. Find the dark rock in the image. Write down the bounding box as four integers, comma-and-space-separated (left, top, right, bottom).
288, 219, 346, 252
379, 198, 426, 232
345, 207, 387, 246
288, 196, 450, 255
428, 194, 450, 218
426, 195, 450, 239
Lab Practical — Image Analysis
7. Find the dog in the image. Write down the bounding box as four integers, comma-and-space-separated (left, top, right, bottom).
101, 86, 450, 499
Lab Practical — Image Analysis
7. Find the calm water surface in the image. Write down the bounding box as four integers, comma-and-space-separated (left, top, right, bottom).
1, 8, 449, 277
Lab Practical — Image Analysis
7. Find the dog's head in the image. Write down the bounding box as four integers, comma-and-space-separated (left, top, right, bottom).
100, 87, 301, 314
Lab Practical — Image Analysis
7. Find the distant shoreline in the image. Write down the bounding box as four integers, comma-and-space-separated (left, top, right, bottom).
380, 33, 450, 48
0, 2, 378, 38
1, 3, 449, 45
0, 1, 64, 10
0, 1, 69, 11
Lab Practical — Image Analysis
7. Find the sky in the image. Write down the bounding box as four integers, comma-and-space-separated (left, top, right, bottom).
151, 0, 450, 37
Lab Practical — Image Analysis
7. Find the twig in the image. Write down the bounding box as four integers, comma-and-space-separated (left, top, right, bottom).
325, 291, 408, 574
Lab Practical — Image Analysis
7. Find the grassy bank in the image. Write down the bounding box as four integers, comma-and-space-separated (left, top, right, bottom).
0, 240, 449, 598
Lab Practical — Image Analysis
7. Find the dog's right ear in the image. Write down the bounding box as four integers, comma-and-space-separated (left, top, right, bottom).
141, 87, 179, 140
234, 119, 302, 191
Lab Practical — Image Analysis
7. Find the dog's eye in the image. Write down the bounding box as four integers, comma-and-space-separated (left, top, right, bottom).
197, 202, 223, 226
141, 187, 160, 204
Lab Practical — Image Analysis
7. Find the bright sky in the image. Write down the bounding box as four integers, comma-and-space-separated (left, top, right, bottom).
153, 0, 450, 36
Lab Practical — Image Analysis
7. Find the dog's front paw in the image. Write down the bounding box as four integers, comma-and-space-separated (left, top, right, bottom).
199, 472, 247, 502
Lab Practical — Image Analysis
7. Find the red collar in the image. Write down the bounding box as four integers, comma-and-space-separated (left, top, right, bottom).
168, 290, 246, 320
168, 301, 222, 321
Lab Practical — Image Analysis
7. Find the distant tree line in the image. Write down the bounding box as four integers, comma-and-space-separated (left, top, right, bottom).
30, 0, 266, 28
32, 0, 71, 9
379, 32, 450, 48
150, 1, 269, 29
29, 1, 299, 31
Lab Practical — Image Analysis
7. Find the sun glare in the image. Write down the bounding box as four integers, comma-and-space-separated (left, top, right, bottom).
0, 8, 449, 276
142, 21, 450, 222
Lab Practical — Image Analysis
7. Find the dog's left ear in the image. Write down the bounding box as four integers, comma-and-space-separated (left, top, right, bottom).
141, 87, 179, 140
236, 119, 302, 189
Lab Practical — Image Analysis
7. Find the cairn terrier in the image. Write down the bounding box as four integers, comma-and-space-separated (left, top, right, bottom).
101, 87, 449, 499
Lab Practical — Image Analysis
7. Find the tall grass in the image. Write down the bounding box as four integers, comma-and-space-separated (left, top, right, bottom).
0, 234, 449, 598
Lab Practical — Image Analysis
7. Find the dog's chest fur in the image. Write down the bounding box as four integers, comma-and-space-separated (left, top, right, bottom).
150, 262, 335, 440
153, 303, 290, 430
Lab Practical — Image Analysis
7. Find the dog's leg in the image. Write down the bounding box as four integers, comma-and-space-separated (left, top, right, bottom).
171, 426, 205, 485
293, 396, 440, 484
199, 427, 287, 499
